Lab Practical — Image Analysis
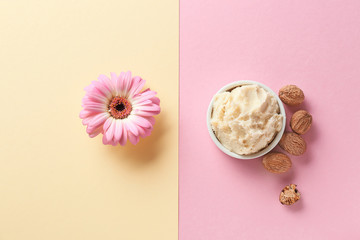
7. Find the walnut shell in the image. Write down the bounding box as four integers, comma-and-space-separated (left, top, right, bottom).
279, 132, 306, 156
291, 110, 312, 135
278, 85, 305, 106
279, 184, 301, 205
262, 153, 292, 174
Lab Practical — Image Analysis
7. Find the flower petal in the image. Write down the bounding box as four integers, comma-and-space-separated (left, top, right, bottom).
81, 101, 105, 109
84, 84, 95, 93
105, 118, 116, 142
93, 80, 112, 99
98, 74, 112, 91
150, 96, 160, 105
137, 126, 146, 136
116, 72, 126, 96
137, 105, 161, 112
110, 72, 119, 95
82, 117, 92, 125
142, 127, 153, 137
119, 122, 128, 146
113, 120, 123, 143
102, 134, 109, 145
129, 115, 153, 128
132, 90, 158, 104
128, 132, 140, 145
103, 117, 113, 131
133, 100, 153, 107
133, 110, 159, 117
123, 71, 132, 97
89, 126, 103, 138
83, 105, 107, 113
129, 76, 145, 97
145, 116, 155, 126
83, 94, 108, 104
87, 113, 109, 132
126, 119, 139, 136
80, 110, 96, 119
98, 74, 110, 82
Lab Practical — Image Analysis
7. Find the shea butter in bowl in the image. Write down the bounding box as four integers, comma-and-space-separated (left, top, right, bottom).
207, 81, 286, 160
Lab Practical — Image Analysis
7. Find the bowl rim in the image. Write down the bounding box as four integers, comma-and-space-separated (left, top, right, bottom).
206, 80, 286, 160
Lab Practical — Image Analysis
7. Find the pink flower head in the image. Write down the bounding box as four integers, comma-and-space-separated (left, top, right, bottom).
80, 71, 160, 146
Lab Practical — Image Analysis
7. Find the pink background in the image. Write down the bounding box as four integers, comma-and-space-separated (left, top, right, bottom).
180, 0, 360, 239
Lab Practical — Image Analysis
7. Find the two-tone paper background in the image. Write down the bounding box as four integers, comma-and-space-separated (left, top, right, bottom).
1, 0, 360, 239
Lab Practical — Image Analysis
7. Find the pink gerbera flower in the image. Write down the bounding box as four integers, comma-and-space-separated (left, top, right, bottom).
80, 71, 160, 146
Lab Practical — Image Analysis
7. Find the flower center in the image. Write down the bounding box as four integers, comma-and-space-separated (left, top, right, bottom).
108, 96, 132, 119
116, 103, 125, 112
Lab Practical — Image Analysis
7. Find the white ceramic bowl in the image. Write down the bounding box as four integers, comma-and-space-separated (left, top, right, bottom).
206, 80, 286, 160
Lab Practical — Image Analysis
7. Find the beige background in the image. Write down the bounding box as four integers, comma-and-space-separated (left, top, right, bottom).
0, 1, 178, 239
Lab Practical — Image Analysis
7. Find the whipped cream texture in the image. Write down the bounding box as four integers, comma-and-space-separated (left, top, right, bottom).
210, 84, 283, 155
